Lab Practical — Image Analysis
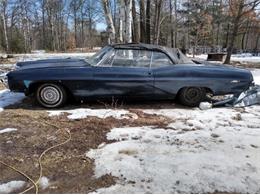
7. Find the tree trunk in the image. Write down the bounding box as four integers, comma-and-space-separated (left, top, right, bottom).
254, 32, 260, 52
139, 0, 146, 43
174, 0, 178, 48
170, 0, 173, 47
102, 0, 116, 44
125, 0, 133, 43
145, 0, 151, 44
244, 21, 251, 51
154, 0, 162, 44
216, 22, 220, 46
224, 23, 230, 48
119, 0, 124, 42
74, 8, 78, 47
42, 0, 46, 49
241, 20, 250, 51
224, 18, 240, 64
1, 2, 9, 53
132, 0, 139, 42
224, 1, 244, 64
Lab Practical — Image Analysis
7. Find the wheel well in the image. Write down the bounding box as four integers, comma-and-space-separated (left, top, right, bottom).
28, 82, 74, 98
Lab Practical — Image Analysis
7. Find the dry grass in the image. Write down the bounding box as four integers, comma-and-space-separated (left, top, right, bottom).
0, 97, 172, 193
0, 83, 5, 90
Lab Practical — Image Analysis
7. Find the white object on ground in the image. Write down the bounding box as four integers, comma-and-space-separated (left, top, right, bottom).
0, 128, 17, 134
0, 181, 26, 194
199, 102, 212, 110
39, 176, 49, 190
48, 108, 138, 120
0, 90, 24, 112
252, 69, 260, 85
88, 106, 260, 193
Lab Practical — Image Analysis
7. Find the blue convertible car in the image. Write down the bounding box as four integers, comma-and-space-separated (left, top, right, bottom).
2, 43, 254, 108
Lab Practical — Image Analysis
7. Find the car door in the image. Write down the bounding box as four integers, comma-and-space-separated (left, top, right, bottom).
91, 49, 154, 98
151, 51, 179, 98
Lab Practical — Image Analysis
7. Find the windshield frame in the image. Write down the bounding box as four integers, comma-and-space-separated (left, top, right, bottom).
85, 46, 113, 66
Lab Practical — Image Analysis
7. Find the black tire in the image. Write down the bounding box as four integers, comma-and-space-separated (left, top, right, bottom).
36, 83, 67, 108
178, 87, 206, 107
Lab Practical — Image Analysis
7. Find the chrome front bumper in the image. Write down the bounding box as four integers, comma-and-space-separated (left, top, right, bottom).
0, 74, 9, 89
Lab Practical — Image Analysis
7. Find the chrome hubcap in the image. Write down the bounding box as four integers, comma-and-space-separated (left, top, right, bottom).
40, 86, 60, 104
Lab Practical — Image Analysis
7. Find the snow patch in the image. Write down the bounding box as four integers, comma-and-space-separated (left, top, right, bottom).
88, 106, 260, 193
199, 102, 212, 110
39, 176, 49, 190
189, 53, 260, 63
252, 69, 260, 85
0, 90, 24, 112
0, 128, 17, 134
232, 55, 260, 63
0, 181, 26, 194
48, 108, 138, 120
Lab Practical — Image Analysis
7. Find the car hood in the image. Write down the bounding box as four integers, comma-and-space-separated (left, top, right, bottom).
16, 58, 89, 69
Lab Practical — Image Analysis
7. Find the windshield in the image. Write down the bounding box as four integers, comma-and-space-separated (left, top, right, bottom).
86, 46, 113, 66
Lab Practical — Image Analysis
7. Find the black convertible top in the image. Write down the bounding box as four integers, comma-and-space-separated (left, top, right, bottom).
111, 43, 166, 52
110, 43, 194, 64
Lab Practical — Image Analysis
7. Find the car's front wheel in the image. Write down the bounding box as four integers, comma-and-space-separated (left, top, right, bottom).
36, 83, 67, 108
178, 87, 206, 107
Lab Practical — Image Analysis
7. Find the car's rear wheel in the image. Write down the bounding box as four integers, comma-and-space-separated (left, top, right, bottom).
178, 87, 206, 107
36, 83, 67, 108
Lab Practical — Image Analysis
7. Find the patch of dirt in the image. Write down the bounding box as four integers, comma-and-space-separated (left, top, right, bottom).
0, 98, 172, 193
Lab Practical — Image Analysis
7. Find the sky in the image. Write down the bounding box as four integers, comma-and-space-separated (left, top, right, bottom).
96, 22, 107, 31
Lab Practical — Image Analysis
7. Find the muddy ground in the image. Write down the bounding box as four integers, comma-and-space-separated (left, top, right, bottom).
0, 93, 176, 193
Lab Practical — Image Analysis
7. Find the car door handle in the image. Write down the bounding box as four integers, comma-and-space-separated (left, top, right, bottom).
148, 72, 152, 76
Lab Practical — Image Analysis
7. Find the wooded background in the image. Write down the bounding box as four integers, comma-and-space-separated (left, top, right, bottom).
0, 0, 260, 63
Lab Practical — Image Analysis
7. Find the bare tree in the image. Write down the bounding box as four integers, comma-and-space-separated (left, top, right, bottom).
125, 0, 132, 43
146, 0, 151, 43
0, 0, 9, 52
139, 0, 146, 43
132, 0, 139, 42
119, 0, 124, 42
154, 0, 163, 44
224, 0, 260, 64
102, 0, 116, 43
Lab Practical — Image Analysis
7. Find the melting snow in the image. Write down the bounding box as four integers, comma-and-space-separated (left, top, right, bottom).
199, 102, 212, 110
39, 176, 49, 190
252, 69, 260, 85
0, 128, 17, 134
48, 108, 138, 120
232, 54, 260, 63
0, 181, 26, 194
0, 90, 25, 112
188, 53, 260, 63
87, 106, 260, 193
